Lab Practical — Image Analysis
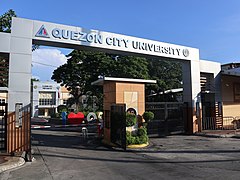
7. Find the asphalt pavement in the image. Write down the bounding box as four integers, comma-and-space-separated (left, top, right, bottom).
1, 128, 240, 180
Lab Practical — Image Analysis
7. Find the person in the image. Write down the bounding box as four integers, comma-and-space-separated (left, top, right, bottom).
81, 120, 88, 139
97, 112, 104, 137
61, 111, 67, 126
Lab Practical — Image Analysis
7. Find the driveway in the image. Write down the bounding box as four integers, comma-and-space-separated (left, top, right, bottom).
1, 130, 240, 180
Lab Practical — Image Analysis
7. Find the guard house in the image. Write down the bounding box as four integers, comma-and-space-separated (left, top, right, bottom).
92, 77, 156, 143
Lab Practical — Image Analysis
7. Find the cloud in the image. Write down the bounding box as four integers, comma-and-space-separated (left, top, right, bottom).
32, 49, 69, 81
32, 49, 68, 67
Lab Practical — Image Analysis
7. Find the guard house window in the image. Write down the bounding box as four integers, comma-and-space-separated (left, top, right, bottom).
39, 92, 56, 106
234, 83, 240, 102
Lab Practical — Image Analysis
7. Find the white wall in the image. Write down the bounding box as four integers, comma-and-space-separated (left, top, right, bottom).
200, 59, 221, 102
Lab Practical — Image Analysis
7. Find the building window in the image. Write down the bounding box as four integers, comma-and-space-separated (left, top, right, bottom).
234, 83, 240, 102
63, 99, 68, 105
39, 92, 56, 106
38, 109, 45, 116
0, 99, 5, 103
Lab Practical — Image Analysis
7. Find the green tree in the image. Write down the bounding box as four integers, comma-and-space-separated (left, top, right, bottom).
108, 55, 149, 79
146, 59, 182, 101
0, 9, 16, 33
51, 50, 149, 111
52, 49, 183, 109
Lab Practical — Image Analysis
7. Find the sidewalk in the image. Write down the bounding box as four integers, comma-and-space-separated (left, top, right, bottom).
0, 155, 25, 173
195, 129, 240, 138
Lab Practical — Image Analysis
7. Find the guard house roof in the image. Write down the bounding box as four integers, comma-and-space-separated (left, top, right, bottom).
91, 77, 157, 86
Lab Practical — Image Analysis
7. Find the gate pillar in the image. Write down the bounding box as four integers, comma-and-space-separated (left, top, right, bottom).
8, 18, 33, 112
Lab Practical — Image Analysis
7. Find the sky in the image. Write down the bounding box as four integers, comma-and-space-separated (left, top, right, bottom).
1, 0, 240, 81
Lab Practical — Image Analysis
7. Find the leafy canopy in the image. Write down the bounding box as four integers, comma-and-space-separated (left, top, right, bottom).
51, 50, 150, 110
0, 9, 16, 33
52, 49, 183, 110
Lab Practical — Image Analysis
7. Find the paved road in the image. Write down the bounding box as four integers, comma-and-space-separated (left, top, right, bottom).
1, 129, 240, 180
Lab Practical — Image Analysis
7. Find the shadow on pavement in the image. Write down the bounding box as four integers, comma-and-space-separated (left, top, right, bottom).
36, 150, 240, 164
32, 129, 118, 152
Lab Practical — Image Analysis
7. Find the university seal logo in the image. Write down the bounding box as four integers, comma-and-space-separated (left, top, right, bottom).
35, 25, 50, 38
182, 49, 189, 57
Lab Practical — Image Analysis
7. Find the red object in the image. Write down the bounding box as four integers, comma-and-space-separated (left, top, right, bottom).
67, 112, 84, 124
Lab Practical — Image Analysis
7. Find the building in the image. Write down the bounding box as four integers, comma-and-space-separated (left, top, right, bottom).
0, 91, 7, 104
32, 81, 71, 117
221, 63, 240, 117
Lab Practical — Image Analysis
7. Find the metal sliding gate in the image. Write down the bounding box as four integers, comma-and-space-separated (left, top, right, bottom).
0, 102, 7, 152
7, 104, 32, 159
110, 104, 126, 150
145, 102, 187, 136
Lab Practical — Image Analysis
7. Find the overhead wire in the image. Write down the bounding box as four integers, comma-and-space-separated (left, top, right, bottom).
32, 61, 59, 68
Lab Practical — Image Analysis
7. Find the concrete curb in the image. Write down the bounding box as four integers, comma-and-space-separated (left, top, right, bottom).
0, 157, 25, 173
195, 133, 240, 138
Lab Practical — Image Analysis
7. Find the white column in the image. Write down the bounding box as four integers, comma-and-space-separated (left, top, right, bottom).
8, 18, 33, 112
182, 60, 201, 133
182, 60, 201, 105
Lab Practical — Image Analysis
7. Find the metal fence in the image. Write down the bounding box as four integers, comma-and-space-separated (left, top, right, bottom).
202, 116, 240, 130
0, 103, 7, 152
145, 102, 186, 136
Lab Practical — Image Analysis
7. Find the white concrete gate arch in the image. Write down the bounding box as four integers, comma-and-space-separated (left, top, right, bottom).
0, 17, 221, 133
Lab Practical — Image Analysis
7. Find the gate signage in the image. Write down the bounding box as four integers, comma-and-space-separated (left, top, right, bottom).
33, 20, 199, 60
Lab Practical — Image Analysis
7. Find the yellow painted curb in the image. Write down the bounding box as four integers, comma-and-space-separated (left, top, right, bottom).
127, 142, 149, 149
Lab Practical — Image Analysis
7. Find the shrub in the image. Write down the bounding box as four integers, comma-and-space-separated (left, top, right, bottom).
126, 113, 137, 127
126, 131, 135, 145
138, 126, 148, 144
82, 111, 89, 117
138, 134, 148, 144
134, 136, 140, 144
126, 127, 149, 145
137, 126, 147, 136
57, 105, 68, 113
142, 111, 154, 123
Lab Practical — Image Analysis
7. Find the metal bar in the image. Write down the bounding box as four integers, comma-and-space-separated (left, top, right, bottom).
4, 103, 8, 151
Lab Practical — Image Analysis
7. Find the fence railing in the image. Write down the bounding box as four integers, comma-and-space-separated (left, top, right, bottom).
145, 102, 185, 120
202, 116, 240, 130
0, 103, 7, 152
145, 102, 186, 136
